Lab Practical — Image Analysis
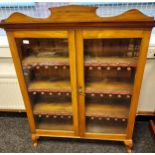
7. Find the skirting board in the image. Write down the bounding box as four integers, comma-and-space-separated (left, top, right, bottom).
137, 111, 155, 116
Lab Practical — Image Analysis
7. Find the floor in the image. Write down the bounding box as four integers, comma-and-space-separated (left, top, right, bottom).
0, 114, 154, 153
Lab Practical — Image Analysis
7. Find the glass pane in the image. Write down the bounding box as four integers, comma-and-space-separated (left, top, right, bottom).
84, 38, 141, 134
16, 38, 73, 131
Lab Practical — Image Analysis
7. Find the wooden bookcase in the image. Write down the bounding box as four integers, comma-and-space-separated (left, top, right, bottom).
0, 5, 155, 152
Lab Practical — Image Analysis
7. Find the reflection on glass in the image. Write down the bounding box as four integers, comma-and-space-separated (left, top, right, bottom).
84, 38, 141, 134
16, 38, 73, 131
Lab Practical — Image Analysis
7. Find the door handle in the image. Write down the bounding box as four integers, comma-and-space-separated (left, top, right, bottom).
78, 86, 85, 96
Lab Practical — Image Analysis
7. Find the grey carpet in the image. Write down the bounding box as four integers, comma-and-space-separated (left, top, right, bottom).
0, 116, 154, 153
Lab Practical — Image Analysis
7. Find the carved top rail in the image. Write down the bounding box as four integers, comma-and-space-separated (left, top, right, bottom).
0, 5, 155, 29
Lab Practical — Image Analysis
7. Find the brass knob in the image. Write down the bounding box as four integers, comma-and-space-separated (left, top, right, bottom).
78, 86, 84, 96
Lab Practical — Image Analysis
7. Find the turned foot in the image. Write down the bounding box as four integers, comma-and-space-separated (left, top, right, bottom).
127, 147, 132, 153
33, 141, 38, 147
32, 135, 39, 148
124, 140, 133, 153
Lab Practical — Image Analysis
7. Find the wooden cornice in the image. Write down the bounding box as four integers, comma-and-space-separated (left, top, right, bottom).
0, 5, 155, 29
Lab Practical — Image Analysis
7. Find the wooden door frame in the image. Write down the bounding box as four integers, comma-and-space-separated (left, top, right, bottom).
75, 28, 151, 140
126, 30, 151, 139
68, 30, 80, 136
6, 29, 80, 137
7, 31, 36, 134
76, 29, 86, 137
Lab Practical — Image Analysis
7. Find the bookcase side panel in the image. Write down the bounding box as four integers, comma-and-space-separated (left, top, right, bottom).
6, 31, 36, 133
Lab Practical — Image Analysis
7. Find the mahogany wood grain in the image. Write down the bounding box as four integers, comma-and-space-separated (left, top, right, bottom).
23, 56, 69, 67
86, 102, 129, 119
23, 56, 137, 68
76, 29, 86, 137
85, 57, 137, 67
83, 29, 145, 38
126, 30, 152, 139
67, 30, 79, 135
33, 101, 129, 119
28, 80, 71, 92
1, 5, 154, 151
33, 102, 72, 116
1, 6, 155, 30
36, 129, 75, 137
1, 6, 154, 23
6, 32, 36, 133
85, 80, 133, 95
12, 30, 68, 38
35, 130, 126, 141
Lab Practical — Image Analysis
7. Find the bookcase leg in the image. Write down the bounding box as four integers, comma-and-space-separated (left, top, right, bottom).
124, 140, 133, 153
32, 135, 39, 148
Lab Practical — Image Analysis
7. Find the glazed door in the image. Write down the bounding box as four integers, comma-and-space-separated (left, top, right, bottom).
76, 29, 150, 139
7, 30, 79, 136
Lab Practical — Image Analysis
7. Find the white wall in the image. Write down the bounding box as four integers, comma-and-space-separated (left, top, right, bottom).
138, 60, 155, 112
0, 42, 155, 113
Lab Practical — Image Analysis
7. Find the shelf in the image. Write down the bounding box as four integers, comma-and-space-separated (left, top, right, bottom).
86, 119, 127, 134
33, 101, 129, 119
86, 102, 129, 119
37, 118, 73, 131
22, 56, 69, 68
33, 102, 72, 116
28, 80, 71, 92
31, 45, 68, 54
23, 56, 137, 68
85, 57, 137, 67
86, 80, 133, 95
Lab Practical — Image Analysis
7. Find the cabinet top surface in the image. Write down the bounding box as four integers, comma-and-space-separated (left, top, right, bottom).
0, 5, 155, 29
